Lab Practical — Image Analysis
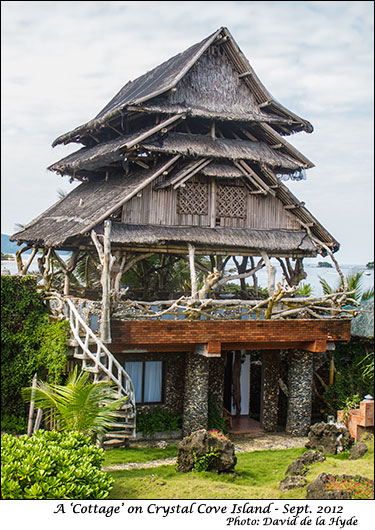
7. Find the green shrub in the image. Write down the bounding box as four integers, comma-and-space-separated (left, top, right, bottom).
1, 276, 69, 419
1, 430, 113, 499
323, 339, 374, 414
136, 407, 182, 435
208, 396, 227, 433
0, 413, 28, 435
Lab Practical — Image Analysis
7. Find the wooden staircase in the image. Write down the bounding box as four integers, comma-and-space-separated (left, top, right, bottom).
50, 294, 136, 447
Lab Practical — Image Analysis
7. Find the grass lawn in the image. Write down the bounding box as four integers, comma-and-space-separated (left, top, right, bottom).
105, 441, 374, 500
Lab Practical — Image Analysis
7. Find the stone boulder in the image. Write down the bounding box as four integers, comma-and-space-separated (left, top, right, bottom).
307, 472, 374, 500
349, 442, 368, 460
306, 473, 351, 500
286, 450, 326, 476
176, 429, 237, 473
305, 422, 354, 454
279, 475, 307, 493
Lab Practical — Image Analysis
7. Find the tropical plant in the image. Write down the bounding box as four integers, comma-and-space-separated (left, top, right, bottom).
319, 270, 373, 303
22, 367, 126, 438
295, 282, 313, 296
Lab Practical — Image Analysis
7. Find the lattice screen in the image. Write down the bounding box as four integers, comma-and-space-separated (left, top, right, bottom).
217, 184, 246, 218
177, 182, 209, 215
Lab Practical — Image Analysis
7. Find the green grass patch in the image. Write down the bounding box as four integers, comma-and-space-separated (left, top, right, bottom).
105, 441, 374, 500
104, 445, 178, 466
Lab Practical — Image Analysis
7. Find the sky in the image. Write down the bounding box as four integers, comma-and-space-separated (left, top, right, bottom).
1, 0, 374, 265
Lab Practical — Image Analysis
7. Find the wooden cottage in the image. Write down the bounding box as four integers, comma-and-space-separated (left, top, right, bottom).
12, 27, 352, 443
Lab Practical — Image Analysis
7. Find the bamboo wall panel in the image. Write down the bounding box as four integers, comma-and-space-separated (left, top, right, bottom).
122, 179, 301, 230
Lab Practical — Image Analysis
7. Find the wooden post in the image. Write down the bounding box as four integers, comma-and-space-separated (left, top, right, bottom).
21, 247, 38, 275
188, 243, 198, 299
91, 220, 115, 343
102, 220, 112, 343
261, 251, 276, 296
27, 373, 37, 436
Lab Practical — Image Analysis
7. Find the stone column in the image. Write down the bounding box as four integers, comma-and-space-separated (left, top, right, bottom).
260, 350, 280, 432
286, 350, 313, 436
182, 352, 209, 436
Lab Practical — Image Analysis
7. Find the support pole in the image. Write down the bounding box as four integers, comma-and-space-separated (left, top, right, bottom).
27, 373, 37, 436
260, 350, 280, 432
261, 251, 276, 296
102, 220, 112, 343
188, 243, 198, 300
91, 220, 115, 343
286, 350, 313, 436
182, 352, 209, 436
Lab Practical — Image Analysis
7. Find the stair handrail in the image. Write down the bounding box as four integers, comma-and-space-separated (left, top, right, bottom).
47, 292, 136, 411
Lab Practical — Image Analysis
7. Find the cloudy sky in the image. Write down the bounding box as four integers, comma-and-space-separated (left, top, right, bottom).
2, 1, 374, 264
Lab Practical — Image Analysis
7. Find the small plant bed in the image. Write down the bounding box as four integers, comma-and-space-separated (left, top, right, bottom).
324, 474, 374, 499
107, 441, 374, 500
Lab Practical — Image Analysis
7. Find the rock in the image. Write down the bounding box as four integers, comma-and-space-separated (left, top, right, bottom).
305, 422, 354, 454
155, 440, 168, 449
307, 472, 374, 500
280, 475, 308, 492
176, 429, 237, 473
286, 450, 326, 476
349, 442, 368, 460
307, 473, 351, 500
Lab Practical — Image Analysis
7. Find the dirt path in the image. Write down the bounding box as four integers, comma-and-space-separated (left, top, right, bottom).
103, 434, 308, 471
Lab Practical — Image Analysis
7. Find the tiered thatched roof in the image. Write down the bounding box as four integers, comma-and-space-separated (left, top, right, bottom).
12, 26, 339, 257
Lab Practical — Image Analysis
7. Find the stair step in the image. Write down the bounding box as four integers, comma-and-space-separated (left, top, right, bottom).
109, 422, 136, 428
105, 430, 135, 438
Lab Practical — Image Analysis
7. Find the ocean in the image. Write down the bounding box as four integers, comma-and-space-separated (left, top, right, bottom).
2, 258, 373, 297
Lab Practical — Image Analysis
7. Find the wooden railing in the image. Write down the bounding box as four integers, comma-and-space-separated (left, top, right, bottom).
48, 293, 136, 440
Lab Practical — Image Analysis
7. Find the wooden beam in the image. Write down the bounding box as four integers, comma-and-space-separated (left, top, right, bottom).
238, 71, 252, 79
194, 343, 221, 358
236, 160, 275, 196
174, 159, 212, 189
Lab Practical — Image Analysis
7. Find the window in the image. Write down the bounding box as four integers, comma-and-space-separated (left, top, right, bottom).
177, 182, 209, 215
217, 184, 246, 219
124, 360, 163, 404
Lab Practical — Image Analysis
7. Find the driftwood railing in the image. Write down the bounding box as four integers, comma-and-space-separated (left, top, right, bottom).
51, 286, 360, 326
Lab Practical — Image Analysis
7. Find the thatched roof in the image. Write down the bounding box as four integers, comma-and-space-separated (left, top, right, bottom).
48, 131, 303, 176
142, 133, 301, 170
95, 223, 318, 257
52, 27, 312, 147
11, 166, 167, 247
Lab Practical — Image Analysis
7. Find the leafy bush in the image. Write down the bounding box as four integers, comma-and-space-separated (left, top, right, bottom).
0, 414, 28, 435
136, 407, 182, 435
323, 339, 374, 414
192, 448, 220, 472
1, 276, 69, 419
208, 396, 228, 433
1, 430, 113, 499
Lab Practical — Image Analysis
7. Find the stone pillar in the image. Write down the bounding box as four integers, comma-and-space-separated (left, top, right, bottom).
182, 352, 209, 436
286, 350, 313, 436
260, 350, 280, 432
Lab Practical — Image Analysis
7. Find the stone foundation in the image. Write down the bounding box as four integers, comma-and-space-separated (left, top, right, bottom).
286, 350, 313, 436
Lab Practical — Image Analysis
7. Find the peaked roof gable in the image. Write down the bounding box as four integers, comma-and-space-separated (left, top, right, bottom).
52, 27, 312, 147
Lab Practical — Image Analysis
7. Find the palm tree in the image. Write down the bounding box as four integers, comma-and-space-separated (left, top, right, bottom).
319, 271, 374, 303
22, 367, 126, 438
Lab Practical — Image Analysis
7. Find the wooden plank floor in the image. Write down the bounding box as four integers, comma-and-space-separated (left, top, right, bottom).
229, 415, 263, 434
